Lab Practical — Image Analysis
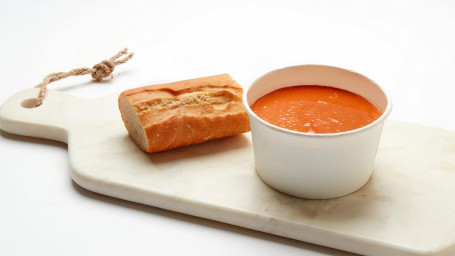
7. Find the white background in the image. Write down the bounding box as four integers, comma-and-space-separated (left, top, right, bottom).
1, 0, 454, 255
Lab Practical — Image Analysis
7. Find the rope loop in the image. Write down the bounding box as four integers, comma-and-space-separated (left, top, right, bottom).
34, 48, 134, 107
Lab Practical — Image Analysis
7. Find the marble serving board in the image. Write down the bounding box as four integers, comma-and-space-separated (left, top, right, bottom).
1, 88, 455, 256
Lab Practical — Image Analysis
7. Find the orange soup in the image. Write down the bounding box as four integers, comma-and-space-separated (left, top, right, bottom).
250, 85, 382, 134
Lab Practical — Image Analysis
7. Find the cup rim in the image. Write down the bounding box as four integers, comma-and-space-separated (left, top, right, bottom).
242, 64, 392, 138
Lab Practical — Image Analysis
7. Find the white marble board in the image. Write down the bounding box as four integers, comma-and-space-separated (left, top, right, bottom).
1, 88, 454, 256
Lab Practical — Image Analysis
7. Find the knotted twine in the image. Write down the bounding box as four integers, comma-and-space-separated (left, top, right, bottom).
34, 48, 134, 107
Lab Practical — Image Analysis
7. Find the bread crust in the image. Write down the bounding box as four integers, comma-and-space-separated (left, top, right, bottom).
118, 74, 250, 153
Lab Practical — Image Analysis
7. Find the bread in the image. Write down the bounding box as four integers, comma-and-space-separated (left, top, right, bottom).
118, 74, 250, 153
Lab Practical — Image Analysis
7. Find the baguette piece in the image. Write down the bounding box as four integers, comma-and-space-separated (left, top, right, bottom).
118, 74, 250, 153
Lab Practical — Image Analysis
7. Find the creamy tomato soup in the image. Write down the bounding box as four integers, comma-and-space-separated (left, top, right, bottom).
250, 85, 382, 134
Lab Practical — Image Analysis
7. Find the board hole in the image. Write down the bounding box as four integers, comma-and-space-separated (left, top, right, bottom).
21, 98, 39, 108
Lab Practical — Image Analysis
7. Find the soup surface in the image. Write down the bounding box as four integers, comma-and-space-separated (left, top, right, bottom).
250, 85, 382, 133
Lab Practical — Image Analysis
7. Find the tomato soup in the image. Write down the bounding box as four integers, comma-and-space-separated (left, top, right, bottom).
250, 85, 382, 134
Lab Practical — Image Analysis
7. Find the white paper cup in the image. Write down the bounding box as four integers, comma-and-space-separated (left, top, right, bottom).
243, 65, 392, 199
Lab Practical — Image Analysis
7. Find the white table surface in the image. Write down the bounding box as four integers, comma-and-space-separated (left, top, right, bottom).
1, 1, 454, 255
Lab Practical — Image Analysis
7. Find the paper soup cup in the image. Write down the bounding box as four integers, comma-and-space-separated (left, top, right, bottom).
243, 65, 392, 199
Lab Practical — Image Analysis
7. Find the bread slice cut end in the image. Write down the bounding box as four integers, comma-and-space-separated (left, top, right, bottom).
119, 93, 148, 151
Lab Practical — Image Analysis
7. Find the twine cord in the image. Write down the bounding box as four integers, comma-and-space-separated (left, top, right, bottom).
34, 48, 134, 107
